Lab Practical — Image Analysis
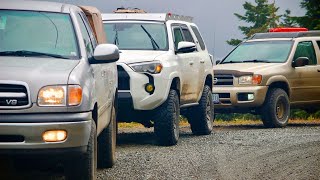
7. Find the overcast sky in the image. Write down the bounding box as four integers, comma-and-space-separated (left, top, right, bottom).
47, 0, 305, 59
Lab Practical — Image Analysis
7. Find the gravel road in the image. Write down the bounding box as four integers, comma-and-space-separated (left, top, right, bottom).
2, 122, 320, 180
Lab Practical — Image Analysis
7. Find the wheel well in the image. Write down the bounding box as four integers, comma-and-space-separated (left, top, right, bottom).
92, 103, 98, 126
268, 82, 290, 97
170, 77, 180, 96
205, 75, 213, 89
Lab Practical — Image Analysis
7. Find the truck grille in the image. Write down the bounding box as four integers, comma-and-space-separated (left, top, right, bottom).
117, 65, 130, 90
0, 84, 29, 108
214, 74, 234, 86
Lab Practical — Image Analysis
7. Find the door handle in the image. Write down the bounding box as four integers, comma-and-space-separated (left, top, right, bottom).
200, 60, 205, 63
189, 61, 194, 65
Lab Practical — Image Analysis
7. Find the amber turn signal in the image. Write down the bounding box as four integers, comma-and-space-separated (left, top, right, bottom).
68, 85, 82, 106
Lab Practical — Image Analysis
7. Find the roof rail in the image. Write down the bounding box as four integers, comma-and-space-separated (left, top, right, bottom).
250, 31, 320, 40
166, 13, 193, 22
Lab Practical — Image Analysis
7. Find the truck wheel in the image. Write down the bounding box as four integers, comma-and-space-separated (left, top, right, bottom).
154, 89, 180, 146
261, 88, 290, 128
188, 85, 214, 135
65, 120, 97, 180
97, 105, 116, 168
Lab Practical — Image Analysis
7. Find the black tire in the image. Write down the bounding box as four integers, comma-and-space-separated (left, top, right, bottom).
187, 85, 214, 135
261, 88, 290, 128
154, 89, 180, 146
97, 105, 116, 168
65, 121, 97, 180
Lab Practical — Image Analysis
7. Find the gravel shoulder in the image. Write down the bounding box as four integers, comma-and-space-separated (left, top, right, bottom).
2, 122, 320, 180
99, 122, 320, 180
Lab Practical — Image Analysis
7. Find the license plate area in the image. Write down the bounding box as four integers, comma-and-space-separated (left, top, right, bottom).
212, 94, 220, 104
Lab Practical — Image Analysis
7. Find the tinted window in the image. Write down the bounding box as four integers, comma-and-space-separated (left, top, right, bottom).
173, 27, 184, 49
181, 27, 194, 43
317, 41, 320, 51
191, 26, 206, 50
76, 14, 94, 58
0, 10, 78, 59
104, 22, 168, 50
293, 41, 317, 65
224, 41, 293, 63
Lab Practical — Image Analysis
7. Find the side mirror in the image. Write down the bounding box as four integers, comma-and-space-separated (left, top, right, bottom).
176, 41, 196, 54
92, 44, 119, 64
292, 57, 309, 68
215, 60, 221, 65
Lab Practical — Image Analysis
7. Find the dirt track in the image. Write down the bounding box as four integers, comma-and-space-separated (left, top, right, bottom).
2, 122, 320, 180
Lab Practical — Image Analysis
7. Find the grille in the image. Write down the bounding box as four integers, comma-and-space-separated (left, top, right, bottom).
117, 66, 130, 90
214, 74, 234, 86
0, 84, 29, 108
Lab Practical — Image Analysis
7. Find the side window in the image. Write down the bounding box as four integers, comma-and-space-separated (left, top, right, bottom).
293, 41, 317, 65
173, 26, 184, 49
76, 13, 94, 58
181, 26, 194, 43
191, 26, 206, 51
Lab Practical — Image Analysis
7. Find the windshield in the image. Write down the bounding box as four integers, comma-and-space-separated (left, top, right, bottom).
222, 40, 293, 64
0, 10, 79, 59
104, 22, 168, 50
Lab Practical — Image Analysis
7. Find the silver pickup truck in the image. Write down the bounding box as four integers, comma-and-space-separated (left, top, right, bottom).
0, 1, 119, 179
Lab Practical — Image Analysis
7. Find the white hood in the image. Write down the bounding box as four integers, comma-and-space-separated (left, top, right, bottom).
117, 50, 167, 64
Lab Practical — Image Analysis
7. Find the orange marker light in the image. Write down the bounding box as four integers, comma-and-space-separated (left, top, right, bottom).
252, 74, 262, 85
68, 85, 82, 106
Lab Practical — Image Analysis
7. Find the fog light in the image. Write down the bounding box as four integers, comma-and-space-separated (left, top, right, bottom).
145, 83, 155, 93
248, 93, 254, 101
43, 130, 67, 142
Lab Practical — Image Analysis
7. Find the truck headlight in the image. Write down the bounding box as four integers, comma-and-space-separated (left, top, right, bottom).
239, 74, 262, 85
129, 62, 163, 74
38, 85, 82, 106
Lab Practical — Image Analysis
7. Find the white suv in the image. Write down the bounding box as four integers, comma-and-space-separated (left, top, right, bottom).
102, 13, 214, 146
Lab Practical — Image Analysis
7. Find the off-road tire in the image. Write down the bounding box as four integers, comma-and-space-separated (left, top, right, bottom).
154, 89, 180, 146
97, 105, 116, 168
187, 85, 214, 135
65, 121, 97, 180
261, 88, 290, 128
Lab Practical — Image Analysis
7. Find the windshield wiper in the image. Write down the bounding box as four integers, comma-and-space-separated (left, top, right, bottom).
0, 50, 70, 59
242, 59, 270, 63
221, 61, 240, 64
113, 29, 119, 45
140, 25, 160, 50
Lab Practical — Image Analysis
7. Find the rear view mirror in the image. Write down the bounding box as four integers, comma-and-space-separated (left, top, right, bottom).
176, 41, 196, 53
92, 44, 119, 63
215, 60, 221, 65
292, 57, 309, 67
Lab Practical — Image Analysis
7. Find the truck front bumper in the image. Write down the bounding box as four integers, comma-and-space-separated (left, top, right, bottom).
0, 112, 92, 153
213, 86, 268, 110
118, 63, 171, 110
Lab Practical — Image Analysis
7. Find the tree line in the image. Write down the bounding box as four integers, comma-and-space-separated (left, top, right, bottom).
227, 0, 320, 46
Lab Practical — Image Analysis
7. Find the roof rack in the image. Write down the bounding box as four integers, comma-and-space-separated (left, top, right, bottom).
113, 7, 147, 13
102, 13, 193, 23
250, 31, 320, 40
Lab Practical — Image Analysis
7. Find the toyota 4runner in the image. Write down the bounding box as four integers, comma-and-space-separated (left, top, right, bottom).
213, 28, 320, 128
0, 1, 119, 179
102, 13, 214, 146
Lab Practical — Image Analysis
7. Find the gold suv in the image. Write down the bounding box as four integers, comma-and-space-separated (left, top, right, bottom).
213, 29, 320, 128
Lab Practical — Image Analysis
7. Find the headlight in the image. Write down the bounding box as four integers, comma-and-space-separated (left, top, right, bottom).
38, 85, 82, 106
129, 62, 163, 74
238, 74, 262, 85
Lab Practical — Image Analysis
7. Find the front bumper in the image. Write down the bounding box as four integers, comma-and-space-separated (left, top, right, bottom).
118, 63, 171, 110
0, 112, 92, 152
213, 86, 268, 110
